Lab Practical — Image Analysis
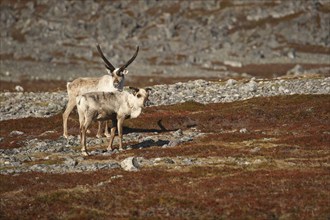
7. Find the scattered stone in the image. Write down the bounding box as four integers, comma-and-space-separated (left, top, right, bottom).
64, 157, 78, 167
9, 131, 24, 136
287, 50, 296, 59
245, 79, 258, 92
111, 175, 123, 179
173, 129, 183, 137
15, 85, 24, 92
250, 147, 261, 153
153, 157, 175, 165
120, 157, 139, 172
168, 140, 182, 147
286, 64, 304, 76
182, 158, 197, 165
226, 79, 237, 87
224, 60, 242, 67
239, 128, 248, 134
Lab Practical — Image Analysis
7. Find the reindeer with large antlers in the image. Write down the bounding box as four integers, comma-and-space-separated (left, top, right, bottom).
62, 45, 139, 139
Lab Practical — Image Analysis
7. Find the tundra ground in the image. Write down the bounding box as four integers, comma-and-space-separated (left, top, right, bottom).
1, 93, 329, 219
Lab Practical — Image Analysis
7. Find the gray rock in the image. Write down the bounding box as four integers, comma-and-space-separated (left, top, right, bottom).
168, 140, 182, 147
153, 157, 175, 165
226, 79, 237, 87
287, 64, 304, 76
239, 128, 248, 134
173, 129, 183, 137
9, 130, 24, 136
287, 50, 296, 59
64, 157, 78, 167
120, 157, 139, 171
245, 79, 258, 92
250, 147, 261, 153
224, 60, 242, 67
15, 86, 24, 92
182, 158, 197, 165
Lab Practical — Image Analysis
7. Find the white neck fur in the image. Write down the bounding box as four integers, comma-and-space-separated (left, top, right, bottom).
126, 93, 143, 119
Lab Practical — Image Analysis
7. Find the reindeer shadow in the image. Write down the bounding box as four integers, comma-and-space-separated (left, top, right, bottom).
99, 119, 177, 150
122, 119, 176, 134
129, 139, 170, 149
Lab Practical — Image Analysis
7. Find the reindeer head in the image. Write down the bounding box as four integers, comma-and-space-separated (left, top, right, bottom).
96, 45, 139, 89
129, 87, 152, 107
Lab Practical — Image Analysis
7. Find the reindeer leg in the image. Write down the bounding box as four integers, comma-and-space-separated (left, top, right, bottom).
63, 98, 76, 138
96, 121, 103, 138
81, 126, 89, 156
81, 114, 92, 156
117, 117, 124, 151
104, 121, 111, 137
107, 119, 117, 151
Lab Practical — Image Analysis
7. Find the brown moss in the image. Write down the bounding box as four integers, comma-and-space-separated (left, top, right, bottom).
11, 27, 26, 43
146, 2, 181, 17
224, 63, 330, 77
0, 114, 67, 149
1, 168, 329, 219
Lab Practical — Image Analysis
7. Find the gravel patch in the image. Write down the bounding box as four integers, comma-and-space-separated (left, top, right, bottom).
1, 77, 329, 121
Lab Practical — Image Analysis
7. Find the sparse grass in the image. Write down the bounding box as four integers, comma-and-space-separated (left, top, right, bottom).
26, 158, 64, 166
35, 102, 49, 107
0, 96, 7, 103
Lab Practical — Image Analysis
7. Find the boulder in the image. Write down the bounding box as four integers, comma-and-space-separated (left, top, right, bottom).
120, 157, 140, 172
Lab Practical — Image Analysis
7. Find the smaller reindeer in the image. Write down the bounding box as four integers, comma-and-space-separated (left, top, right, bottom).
76, 87, 151, 156
63, 45, 139, 138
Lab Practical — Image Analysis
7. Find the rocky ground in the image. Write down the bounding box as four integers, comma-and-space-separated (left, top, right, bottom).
1, 75, 329, 121
2, 75, 328, 174
1, 0, 329, 81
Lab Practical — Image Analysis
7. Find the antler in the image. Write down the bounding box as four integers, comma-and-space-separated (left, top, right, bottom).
96, 44, 116, 72
118, 46, 139, 73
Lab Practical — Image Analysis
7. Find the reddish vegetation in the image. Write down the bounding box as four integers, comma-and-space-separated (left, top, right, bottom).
225, 63, 330, 78
1, 168, 329, 219
0, 114, 65, 149
1, 94, 329, 219
0, 80, 66, 92
0, 76, 217, 92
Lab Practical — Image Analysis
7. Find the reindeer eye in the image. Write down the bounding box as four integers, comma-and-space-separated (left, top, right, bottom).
137, 94, 142, 98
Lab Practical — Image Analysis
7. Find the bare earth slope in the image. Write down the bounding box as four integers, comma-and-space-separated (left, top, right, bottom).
1, 0, 329, 81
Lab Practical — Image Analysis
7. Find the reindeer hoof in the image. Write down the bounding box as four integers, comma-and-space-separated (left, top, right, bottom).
104, 133, 111, 138
86, 129, 91, 134
81, 151, 89, 156
96, 134, 102, 138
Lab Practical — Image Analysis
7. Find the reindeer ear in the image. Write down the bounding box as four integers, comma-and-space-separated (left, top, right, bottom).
122, 69, 129, 75
129, 86, 139, 95
145, 88, 152, 93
